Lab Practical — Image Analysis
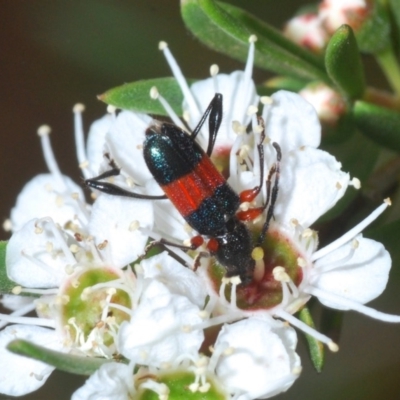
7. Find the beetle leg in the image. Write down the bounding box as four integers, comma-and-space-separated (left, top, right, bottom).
191, 93, 223, 157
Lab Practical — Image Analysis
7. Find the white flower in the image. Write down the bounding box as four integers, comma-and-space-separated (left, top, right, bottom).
213, 317, 300, 399
72, 362, 135, 400
118, 253, 205, 368
0, 325, 64, 396
1, 106, 153, 395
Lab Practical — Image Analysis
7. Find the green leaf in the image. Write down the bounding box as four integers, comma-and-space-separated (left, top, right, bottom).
0, 241, 18, 295
298, 306, 324, 372
356, 0, 391, 54
7, 339, 115, 375
389, 0, 400, 41
100, 77, 190, 116
353, 101, 400, 152
325, 25, 365, 100
181, 0, 330, 83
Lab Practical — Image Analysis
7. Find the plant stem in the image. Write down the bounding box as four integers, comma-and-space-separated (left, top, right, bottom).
375, 46, 400, 97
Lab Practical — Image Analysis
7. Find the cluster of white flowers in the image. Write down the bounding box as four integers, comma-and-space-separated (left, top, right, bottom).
1, 34, 399, 400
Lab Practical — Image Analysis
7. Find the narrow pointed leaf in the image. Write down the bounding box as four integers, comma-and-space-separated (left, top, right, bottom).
7, 339, 115, 375
325, 25, 365, 100
0, 241, 17, 295
353, 101, 400, 151
181, 0, 330, 83
100, 77, 190, 116
298, 306, 324, 372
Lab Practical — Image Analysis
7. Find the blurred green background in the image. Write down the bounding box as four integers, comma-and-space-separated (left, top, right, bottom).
0, 1, 399, 399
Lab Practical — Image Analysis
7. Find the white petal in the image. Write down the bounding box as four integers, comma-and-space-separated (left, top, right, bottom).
312, 236, 391, 309
264, 91, 321, 154
275, 147, 349, 227
88, 195, 153, 268
0, 325, 63, 396
6, 219, 69, 288
215, 318, 300, 399
118, 280, 203, 367
72, 363, 132, 400
141, 252, 207, 308
0, 295, 33, 311
86, 114, 113, 176
106, 111, 153, 185
188, 72, 258, 148
10, 174, 86, 232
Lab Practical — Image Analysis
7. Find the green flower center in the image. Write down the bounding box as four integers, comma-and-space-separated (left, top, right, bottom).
61, 268, 131, 346
208, 228, 303, 310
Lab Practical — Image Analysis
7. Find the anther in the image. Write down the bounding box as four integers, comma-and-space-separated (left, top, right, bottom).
260, 96, 273, 105
251, 246, 264, 261
328, 342, 339, 352
150, 86, 159, 99
37, 125, 51, 137
350, 177, 361, 189
297, 257, 307, 268
384, 197, 392, 206
107, 105, 117, 113
273, 266, 290, 282
12, 286, 22, 295
129, 220, 140, 231
210, 64, 219, 76
336, 182, 342, 189
249, 34, 257, 43
158, 41, 168, 50
247, 105, 258, 116
3, 219, 12, 232
73, 103, 85, 113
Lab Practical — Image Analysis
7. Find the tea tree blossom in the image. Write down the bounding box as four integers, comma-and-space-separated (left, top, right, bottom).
2, 29, 399, 400
0, 112, 154, 396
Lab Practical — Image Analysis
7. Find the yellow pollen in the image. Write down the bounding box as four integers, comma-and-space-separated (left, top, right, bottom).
251, 246, 264, 261
336, 182, 342, 189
